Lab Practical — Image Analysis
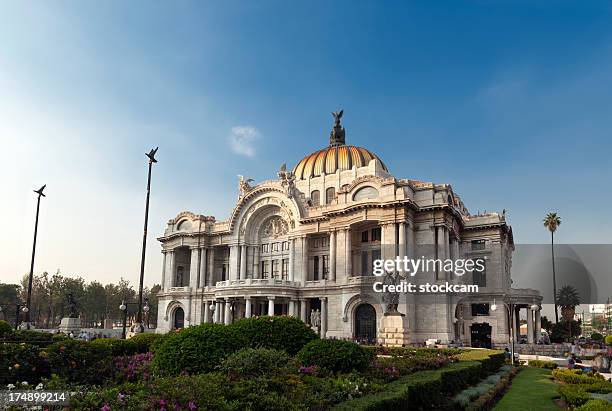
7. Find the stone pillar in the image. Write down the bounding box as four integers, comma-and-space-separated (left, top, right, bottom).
398, 222, 406, 260
436, 226, 446, 280
207, 247, 215, 286
453, 239, 460, 261
228, 245, 238, 281
166, 251, 175, 289
190, 248, 199, 290
320, 297, 327, 338
317, 256, 324, 280
245, 297, 252, 318
514, 306, 521, 343
239, 245, 247, 280
535, 309, 542, 342
203, 301, 209, 323
289, 300, 296, 317
345, 228, 352, 279
200, 248, 208, 287
300, 299, 307, 322
253, 245, 260, 279
288, 239, 295, 282
268, 297, 275, 316
224, 300, 232, 325
407, 223, 415, 259
301, 236, 308, 285
214, 301, 220, 323
161, 251, 167, 291
329, 231, 336, 281
527, 307, 535, 344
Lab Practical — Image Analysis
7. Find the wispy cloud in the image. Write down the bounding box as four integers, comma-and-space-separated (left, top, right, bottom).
229, 126, 260, 157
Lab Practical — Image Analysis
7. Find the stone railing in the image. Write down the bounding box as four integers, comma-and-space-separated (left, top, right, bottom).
167, 286, 190, 293
215, 278, 299, 288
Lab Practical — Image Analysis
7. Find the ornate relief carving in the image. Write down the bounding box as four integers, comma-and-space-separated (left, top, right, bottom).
262, 216, 289, 238
238, 175, 254, 198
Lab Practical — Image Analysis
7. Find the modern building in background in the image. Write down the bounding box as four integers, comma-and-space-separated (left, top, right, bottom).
156, 113, 541, 347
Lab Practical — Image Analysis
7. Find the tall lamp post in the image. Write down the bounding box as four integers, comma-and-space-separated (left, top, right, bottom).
132, 148, 158, 334
120, 298, 149, 339
25, 185, 46, 329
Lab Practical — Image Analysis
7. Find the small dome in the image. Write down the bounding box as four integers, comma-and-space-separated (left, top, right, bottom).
293, 145, 387, 180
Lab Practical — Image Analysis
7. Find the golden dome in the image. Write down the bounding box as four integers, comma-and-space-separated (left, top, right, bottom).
292, 145, 387, 180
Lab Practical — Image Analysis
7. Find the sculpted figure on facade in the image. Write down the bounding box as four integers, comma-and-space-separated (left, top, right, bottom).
238, 175, 254, 198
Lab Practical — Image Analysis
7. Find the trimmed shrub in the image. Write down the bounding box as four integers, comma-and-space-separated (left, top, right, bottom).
591, 332, 604, 341
0, 342, 50, 385
219, 347, 294, 379
529, 359, 558, 369
46, 339, 113, 384
51, 332, 69, 343
296, 339, 373, 373
90, 337, 138, 356
152, 323, 247, 376
552, 369, 610, 386
229, 315, 318, 355
3, 329, 54, 347
576, 399, 612, 411
129, 332, 165, 353
0, 320, 13, 337
457, 349, 505, 374
605, 335, 612, 346
558, 385, 592, 408
333, 360, 482, 410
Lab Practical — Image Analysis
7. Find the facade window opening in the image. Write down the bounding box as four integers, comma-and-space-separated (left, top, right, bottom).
311, 190, 320, 206
471, 303, 490, 317
261, 260, 270, 279
272, 242, 279, 252
322, 255, 329, 278
282, 241, 289, 251
176, 266, 185, 287
262, 244, 269, 253
282, 258, 289, 280
222, 265, 227, 281
313, 256, 319, 280
326, 187, 335, 204
361, 230, 369, 243
272, 259, 279, 279
371, 249, 381, 273
361, 251, 369, 276
371, 227, 381, 241
473, 259, 487, 287
471, 239, 486, 251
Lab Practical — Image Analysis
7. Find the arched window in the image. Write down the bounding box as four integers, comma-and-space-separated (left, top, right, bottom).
311, 190, 320, 206
176, 220, 191, 231
325, 187, 335, 204
353, 186, 379, 201
173, 307, 184, 329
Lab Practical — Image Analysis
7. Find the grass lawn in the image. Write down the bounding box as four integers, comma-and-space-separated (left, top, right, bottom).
493, 367, 561, 411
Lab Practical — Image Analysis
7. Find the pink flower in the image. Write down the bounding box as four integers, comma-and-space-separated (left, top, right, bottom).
101, 404, 111, 411
188, 401, 197, 410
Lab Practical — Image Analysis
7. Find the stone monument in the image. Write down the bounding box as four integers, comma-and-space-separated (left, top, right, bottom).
58, 293, 81, 334
378, 272, 410, 346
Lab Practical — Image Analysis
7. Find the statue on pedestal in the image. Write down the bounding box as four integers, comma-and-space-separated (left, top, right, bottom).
382, 271, 404, 315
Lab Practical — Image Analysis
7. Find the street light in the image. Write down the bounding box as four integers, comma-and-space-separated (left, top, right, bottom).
133, 148, 158, 335
491, 298, 517, 365
121, 298, 150, 339
25, 184, 46, 330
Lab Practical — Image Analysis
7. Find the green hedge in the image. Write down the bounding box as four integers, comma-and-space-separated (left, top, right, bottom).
129, 332, 165, 353
528, 359, 558, 369
333, 350, 506, 411
296, 339, 373, 373
333, 360, 482, 410
576, 399, 612, 411
0, 320, 13, 337
229, 316, 318, 355
90, 337, 139, 356
558, 385, 592, 408
152, 323, 247, 376
1, 329, 54, 347
46, 339, 113, 385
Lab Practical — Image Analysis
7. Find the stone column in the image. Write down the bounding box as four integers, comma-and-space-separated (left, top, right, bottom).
161, 251, 167, 291
166, 251, 175, 289
289, 300, 296, 317
268, 297, 275, 316
398, 222, 406, 261
436, 226, 446, 280
514, 306, 521, 343
239, 245, 247, 280
527, 307, 535, 344
245, 297, 252, 318
407, 223, 415, 259
535, 309, 542, 342
190, 248, 199, 290
228, 245, 238, 281
224, 299, 232, 325
253, 245, 260, 279
203, 301, 209, 323
207, 247, 215, 286
200, 248, 208, 287
214, 301, 220, 323
300, 299, 307, 322
301, 236, 308, 285
345, 228, 352, 279
288, 239, 295, 282
317, 256, 324, 280
320, 297, 327, 338
329, 231, 336, 281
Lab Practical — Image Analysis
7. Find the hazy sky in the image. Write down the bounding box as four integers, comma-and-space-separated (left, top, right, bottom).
2, 2, 612, 289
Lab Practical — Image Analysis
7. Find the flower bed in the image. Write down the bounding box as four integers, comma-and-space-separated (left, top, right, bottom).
453, 364, 519, 410
553, 368, 612, 408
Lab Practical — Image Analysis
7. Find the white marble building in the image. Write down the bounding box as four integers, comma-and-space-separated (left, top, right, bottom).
156, 112, 541, 347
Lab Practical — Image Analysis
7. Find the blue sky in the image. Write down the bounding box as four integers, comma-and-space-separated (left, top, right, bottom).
2, 1, 612, 287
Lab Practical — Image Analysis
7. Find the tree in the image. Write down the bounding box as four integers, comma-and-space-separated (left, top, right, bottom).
0, 283, 20, 325
557, 285, 581, 322
541, 315, 553, 335
543, 212, 561, 323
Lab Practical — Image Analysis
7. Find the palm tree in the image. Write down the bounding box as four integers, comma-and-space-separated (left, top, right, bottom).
543, 212, 561, 323
556, 285, 581, 322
